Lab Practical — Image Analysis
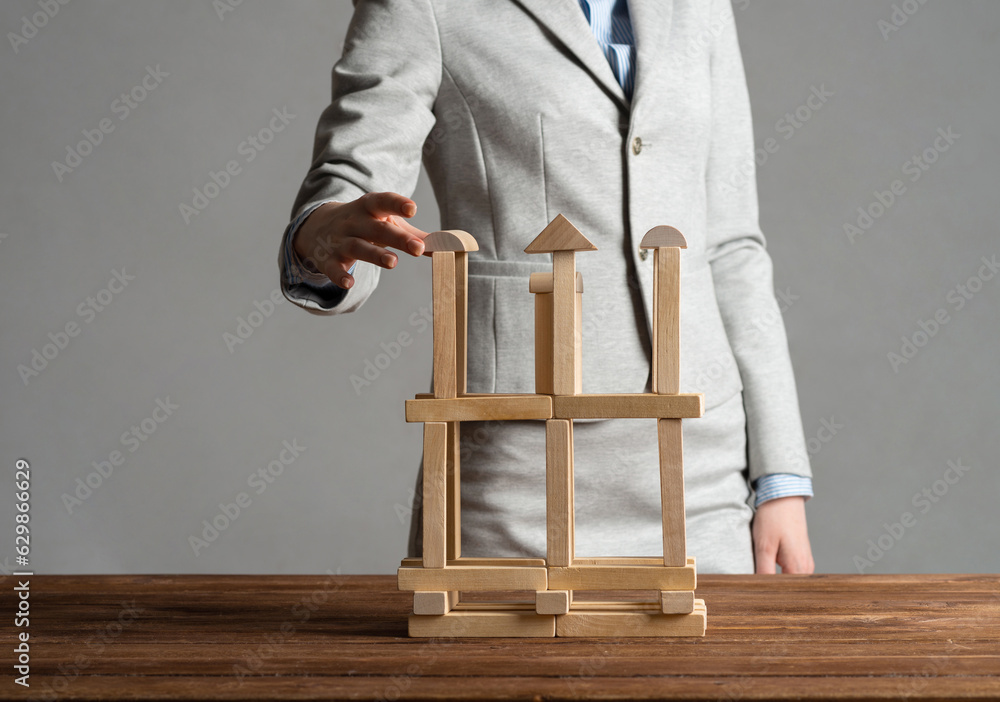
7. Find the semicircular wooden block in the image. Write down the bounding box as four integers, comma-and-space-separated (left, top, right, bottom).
422, 230, 479, 255
639, 225, 687, 249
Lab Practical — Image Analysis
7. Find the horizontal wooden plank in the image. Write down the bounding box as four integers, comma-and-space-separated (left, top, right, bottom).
401, 557, 548, 568
398, 566, 548, 592
409, 611, 556, 637
528, 271, 584, 293
557, 603, 707, 637
548, 564, 696, 591
405, 394, 552, 422
552, 393, 704, 419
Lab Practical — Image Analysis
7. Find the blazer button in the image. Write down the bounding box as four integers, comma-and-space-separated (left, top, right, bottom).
631, 136, 643, 155
639, 248, 648, 261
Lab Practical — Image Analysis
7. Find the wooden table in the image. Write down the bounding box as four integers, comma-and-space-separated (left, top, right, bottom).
3, 574, 999, 700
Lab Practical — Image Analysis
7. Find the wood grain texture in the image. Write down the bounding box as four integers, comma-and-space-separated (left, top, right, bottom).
661, 590, 696, 614
412, 590, 459, 615
552, 251, 577, 395
431, 252, 457, 399
546, 419, 575, 567
401, 557, 547, 567
406, 394, 553, 422
409, 611, 556, 638
4, 574, 1000, 700
529, 270, 583, 293
422, 229, 479, 253
639, 225, 688, 249
557, 602, 706, 637
398, 566, 548, 592
455, 251, 469, 395
534, 292, 554, 394
658, 418, 687, 567
548, 563, 696, 591
523, 213, 597, 253
420, 422, 448, 569
654, 247, 680, 395
535, 590, 572, 615
552, 393, 703, 419
446, 421, 461, 561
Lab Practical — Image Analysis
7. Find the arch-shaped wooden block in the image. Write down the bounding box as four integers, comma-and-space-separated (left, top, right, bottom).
639, 226, 687, 249
422, 229, 479, 254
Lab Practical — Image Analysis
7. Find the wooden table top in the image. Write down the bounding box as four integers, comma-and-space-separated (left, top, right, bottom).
2, 573, 999, 701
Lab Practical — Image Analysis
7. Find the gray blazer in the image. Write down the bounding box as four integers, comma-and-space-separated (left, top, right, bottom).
280, 0, 812, 493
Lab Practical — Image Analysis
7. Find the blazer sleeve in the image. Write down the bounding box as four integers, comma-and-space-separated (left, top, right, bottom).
703, 0, 812, 485
279, 0, 443, 316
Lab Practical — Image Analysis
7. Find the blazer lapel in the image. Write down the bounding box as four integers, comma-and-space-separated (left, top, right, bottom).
627, 0, 674, 116
512, 0, 629, 110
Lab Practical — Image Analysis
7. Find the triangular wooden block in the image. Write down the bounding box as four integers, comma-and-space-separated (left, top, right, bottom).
524, 214, 597, 254
639, 225, 687, 249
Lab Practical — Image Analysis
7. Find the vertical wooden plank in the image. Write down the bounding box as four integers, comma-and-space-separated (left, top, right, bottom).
651, 249, 659, 391
574, 289, 583, 394
658, 418, 686, 567
655, 248, 680, 395
552, 251, 577, 395
534, 293, 554, 394
454, 251, 468, 395
546, 418, 574, 567
445, 421, 461, 560
432, 252, 457, 399
422, 422, 448, 568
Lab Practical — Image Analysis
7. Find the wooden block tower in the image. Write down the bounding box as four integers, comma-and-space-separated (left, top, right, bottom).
398, 215, 705, 637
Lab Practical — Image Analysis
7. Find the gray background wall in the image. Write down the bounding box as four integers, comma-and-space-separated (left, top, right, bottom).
1, 1, 996, 576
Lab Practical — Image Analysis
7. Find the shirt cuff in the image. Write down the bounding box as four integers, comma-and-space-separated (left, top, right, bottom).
283, 201, 342, 286
752, 473, 813, 509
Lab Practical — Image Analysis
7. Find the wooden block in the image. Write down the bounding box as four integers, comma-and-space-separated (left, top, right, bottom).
552, 251, 577, 395
431, 252, 456, 399
658, 418, 686, 567
654, 247, 680, 395
446, 421, 460, 560
535, 590, 572, 615
421, 422, 448, 568
660, 590, 695, 614
422, 229, 479, 253
556, 602, 706, 637
552, 393, 703, 419
455, 252, 468, 395
534, 292, 553, 395
575, 289, 583, 394
546, 419, 574, 567
413, 591, 459, 615
547, 563, 696, 591
639, 225, 687, 249
406, 395, 553, 422
398, 566, 548, 592
529, 271, 583, 294
571, 600, 660, 611
523, 214, 597, 253
409, 611, 555, 638
571, 556, 695, 567
400, 557, 548, 568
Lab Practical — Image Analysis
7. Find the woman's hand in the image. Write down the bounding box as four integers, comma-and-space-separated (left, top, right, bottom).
752, 495, 815, 574
293, 191, 430, 289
